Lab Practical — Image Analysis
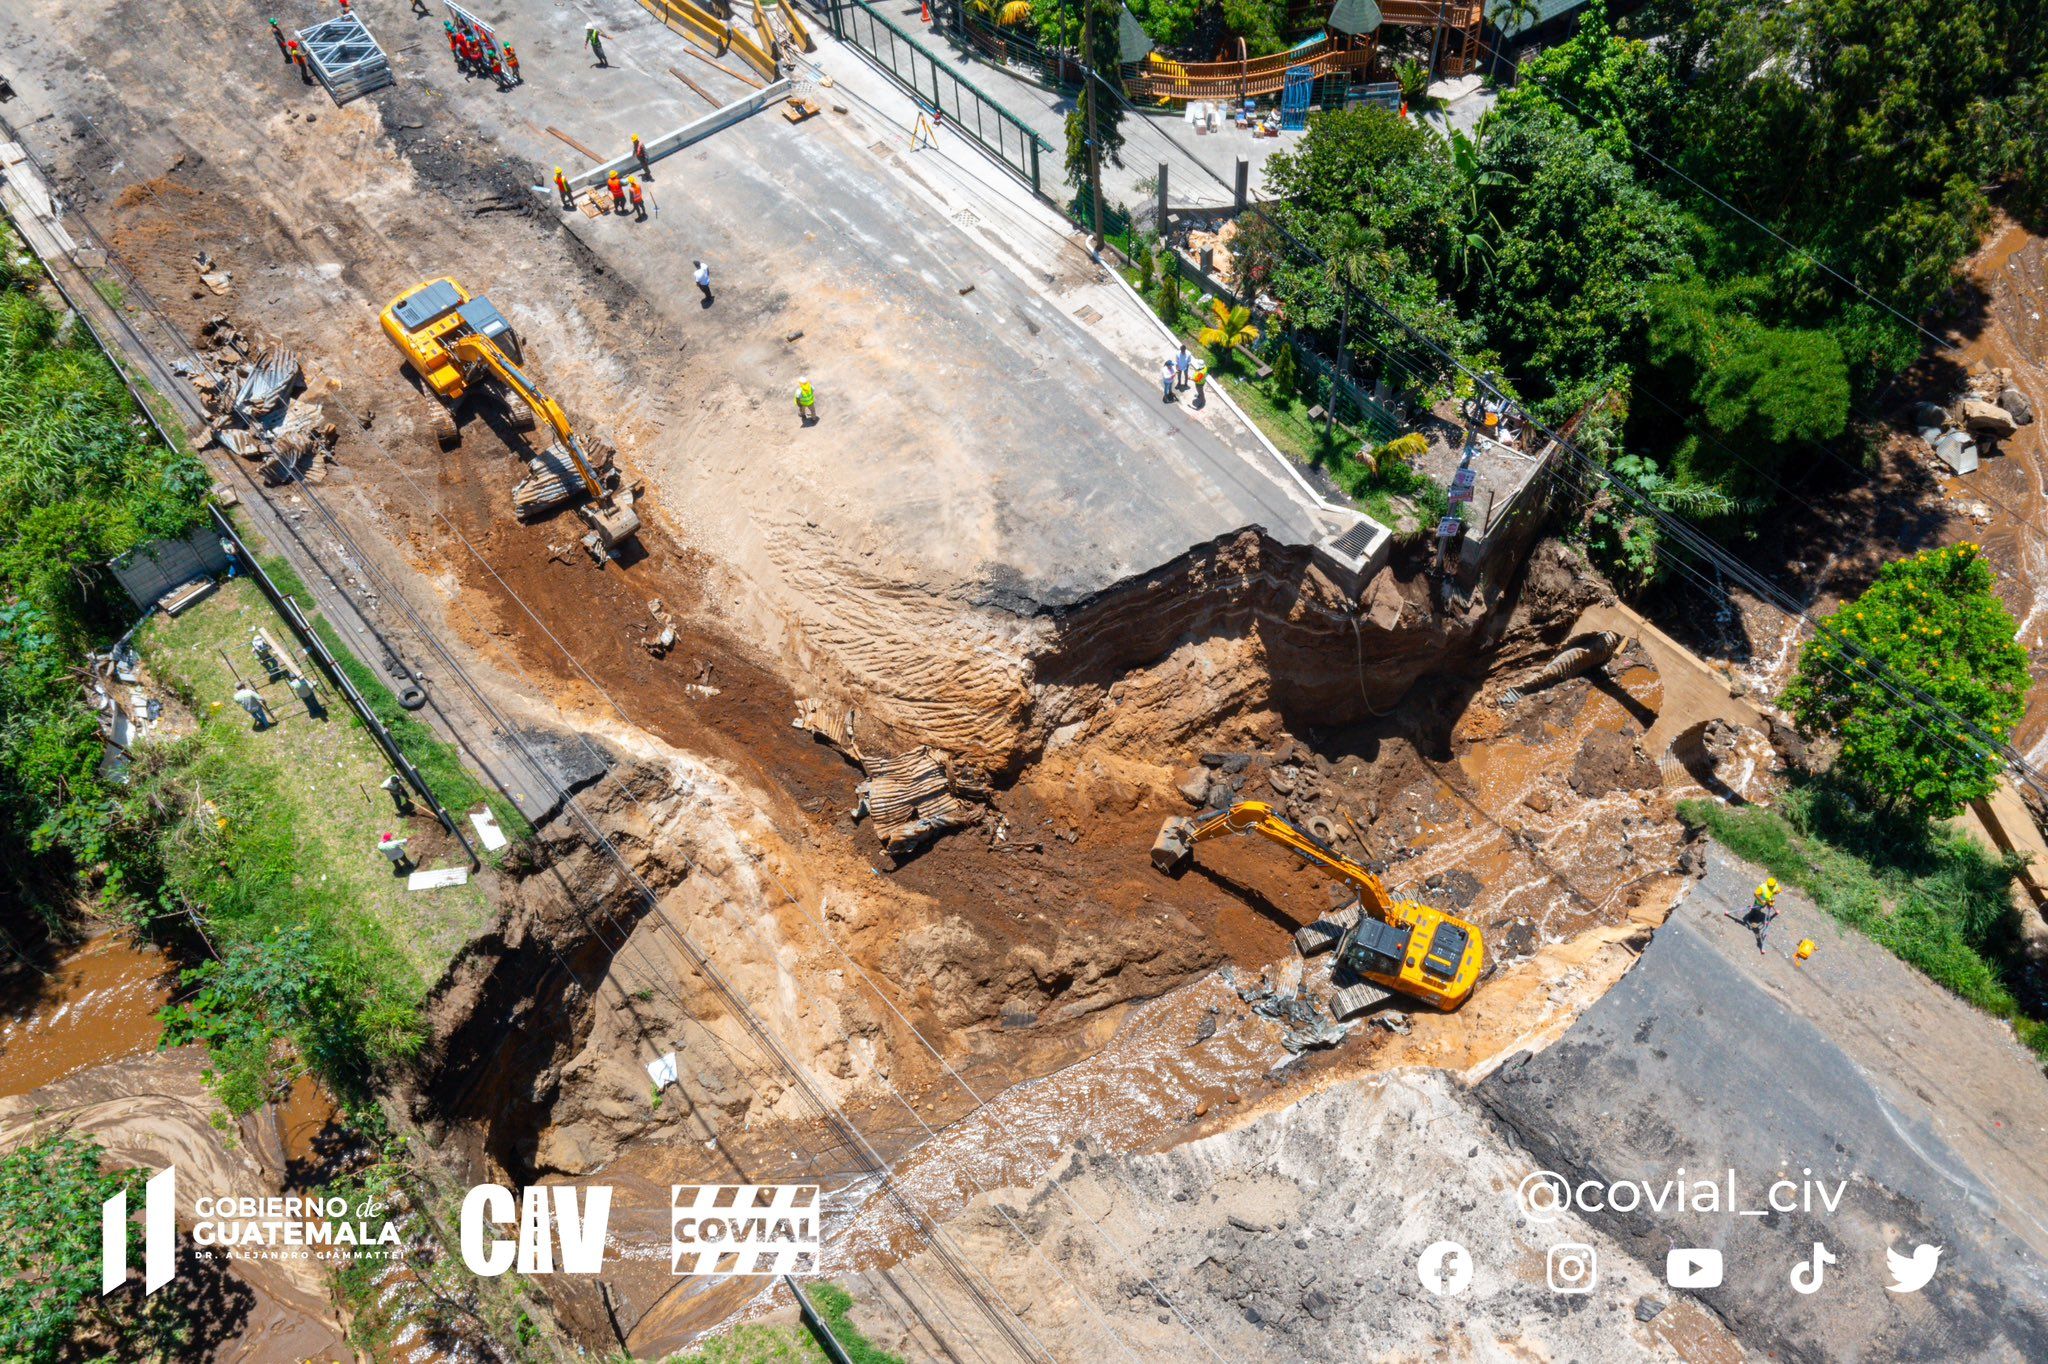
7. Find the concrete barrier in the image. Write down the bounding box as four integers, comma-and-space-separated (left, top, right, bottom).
565, 81, 790, 191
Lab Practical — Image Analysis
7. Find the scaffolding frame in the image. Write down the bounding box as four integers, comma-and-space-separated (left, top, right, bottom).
296, 13, 395, 104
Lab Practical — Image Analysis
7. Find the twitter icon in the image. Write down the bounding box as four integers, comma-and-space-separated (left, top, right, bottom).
1886, 1244, 1942, 1293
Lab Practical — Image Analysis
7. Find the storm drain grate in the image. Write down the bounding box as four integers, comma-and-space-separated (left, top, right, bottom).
1328, 519, 1379, 560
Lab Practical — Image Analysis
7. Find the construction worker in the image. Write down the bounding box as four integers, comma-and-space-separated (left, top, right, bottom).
337, 0, 351, 13
632, 134, 650, 178
693, 259, 712, 304
1728, 877, 1780, 954
459, 33, 482, 74
1191, 357, 1208, 405
380, 773, 415, 815
795, 377, 816, 426
627, 177, 646, 221
411, 0, 430, 14
1175, 342, 1192, 390
502, 43, 520, 81
233, 684, 272, 730
290, 40, 312, 83
1160, 358, 1176, 403
586, 25, 609, 67
269, 17, 290, 61
378, 832, 414, 874
554, 167, 573, 210
490, 55, 509, 88
605, 168, 625, 212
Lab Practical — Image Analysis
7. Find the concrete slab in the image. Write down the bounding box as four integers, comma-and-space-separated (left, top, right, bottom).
1479, 846, 2048, 1363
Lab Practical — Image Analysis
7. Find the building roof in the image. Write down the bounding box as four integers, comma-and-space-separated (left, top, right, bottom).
1327, 0, 1382, 35
1118, 6, 1154, 63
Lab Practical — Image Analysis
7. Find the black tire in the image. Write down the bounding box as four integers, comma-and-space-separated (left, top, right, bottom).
397, 685, 428, 711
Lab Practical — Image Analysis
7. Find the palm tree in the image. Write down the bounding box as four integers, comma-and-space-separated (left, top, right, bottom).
1490, 0, 1542, 81
1197, 299, 1260, 353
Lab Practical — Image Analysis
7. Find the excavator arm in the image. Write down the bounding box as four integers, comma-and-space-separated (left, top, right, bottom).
450, 332, 605, 502
1150, 796, 1486, 1013
1152, 799, 1396, 916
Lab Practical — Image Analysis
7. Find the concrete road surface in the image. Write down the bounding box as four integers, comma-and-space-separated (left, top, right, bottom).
1480, 845, 2048, 1363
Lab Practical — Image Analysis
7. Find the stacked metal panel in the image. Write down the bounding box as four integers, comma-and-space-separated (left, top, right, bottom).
297, 13, 394, 104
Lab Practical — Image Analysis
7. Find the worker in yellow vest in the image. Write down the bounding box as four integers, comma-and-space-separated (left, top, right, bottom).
1191, 358, 1209, 405
795, 377, 816, 426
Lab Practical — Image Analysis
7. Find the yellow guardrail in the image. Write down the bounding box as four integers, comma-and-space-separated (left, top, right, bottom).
635, 0, 780, 81
778, 0, 814, 52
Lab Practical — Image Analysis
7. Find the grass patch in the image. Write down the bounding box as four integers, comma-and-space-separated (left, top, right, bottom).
135, 577, 497, 1100
1111, 263, 1447, 533
255, 546, 529, 843
1678, 783, 2048, 1061
90, 273, 127, 310
659, 1284, 904, 1364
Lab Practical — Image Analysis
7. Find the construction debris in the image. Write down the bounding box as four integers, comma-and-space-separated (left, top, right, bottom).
233, 347, 300, 418
856, 746, 986, 853
793, 699, 989, 854
643, 597, 678, 657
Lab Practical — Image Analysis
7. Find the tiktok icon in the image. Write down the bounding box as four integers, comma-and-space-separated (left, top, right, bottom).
1790, 1241, 1838, 1295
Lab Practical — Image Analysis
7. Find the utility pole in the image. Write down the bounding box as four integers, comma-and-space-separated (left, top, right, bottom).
1082, 0, 1104, 253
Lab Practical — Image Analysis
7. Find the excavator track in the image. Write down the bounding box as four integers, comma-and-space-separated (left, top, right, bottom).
1295, 904, 1363, 956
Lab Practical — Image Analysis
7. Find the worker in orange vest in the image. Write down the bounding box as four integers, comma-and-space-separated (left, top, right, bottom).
554, 167, 573, 210
605, 168, 624, 212
289, 40, 311, 83
627, 177, 646, 221
503, 43, 521, 81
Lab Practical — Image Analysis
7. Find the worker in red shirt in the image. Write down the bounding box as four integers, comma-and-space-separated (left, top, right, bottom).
554, 167, 573, 210
627, 177, 646, 221
605, 168, 624, 212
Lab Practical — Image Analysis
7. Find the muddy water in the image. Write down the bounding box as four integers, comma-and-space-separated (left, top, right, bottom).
0, 931, 175, 1097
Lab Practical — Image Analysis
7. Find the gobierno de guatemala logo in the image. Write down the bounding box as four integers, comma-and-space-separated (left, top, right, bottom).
101, 1165, 399, 1295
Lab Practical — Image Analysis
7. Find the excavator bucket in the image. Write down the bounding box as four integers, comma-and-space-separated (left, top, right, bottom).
1151, 817, 1198, 874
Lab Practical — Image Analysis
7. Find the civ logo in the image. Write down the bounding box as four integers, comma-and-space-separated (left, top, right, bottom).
672, 1185, 820, 1275
103, 1166, 177, 1296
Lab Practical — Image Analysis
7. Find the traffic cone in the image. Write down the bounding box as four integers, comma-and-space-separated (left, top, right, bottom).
921, 0, 930, 21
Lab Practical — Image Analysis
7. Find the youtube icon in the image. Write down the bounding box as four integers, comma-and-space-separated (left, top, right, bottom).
1666, 1248, 1724, 1289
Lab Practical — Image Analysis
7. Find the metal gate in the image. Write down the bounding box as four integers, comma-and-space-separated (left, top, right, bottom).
1280, 66, 1313, 129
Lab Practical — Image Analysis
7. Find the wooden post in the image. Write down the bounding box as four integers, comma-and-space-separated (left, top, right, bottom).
1155, 161, 1169, 235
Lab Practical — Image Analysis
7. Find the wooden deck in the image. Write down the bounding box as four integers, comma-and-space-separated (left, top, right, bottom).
1123, 36, 1379, 103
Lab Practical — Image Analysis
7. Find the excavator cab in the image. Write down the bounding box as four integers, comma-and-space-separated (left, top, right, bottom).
1153, 799, 1485, 1016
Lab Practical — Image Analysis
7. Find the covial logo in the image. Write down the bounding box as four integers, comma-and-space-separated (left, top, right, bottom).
103, 1166, 176, 1295
671, 1185, 820, 1275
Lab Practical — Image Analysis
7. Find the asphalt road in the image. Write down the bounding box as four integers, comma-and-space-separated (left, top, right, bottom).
1479, 845, 2048, 1363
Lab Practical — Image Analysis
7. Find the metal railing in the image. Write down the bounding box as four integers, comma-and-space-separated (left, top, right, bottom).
813, 0, 1050, 195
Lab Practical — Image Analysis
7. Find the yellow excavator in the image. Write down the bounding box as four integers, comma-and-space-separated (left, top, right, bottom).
379, 277, 640, 558
1152, 800, 1485, 1017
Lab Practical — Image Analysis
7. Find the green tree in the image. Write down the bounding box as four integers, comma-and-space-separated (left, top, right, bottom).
1647, 274, 1850, 484
1645, 0, 2044, 316
1063, 0, 1126, 190
1474, 103, 1692, 416
0, 1135, 140, 1363
161, 926, 368, 1115
1782, 545, 2030, 820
